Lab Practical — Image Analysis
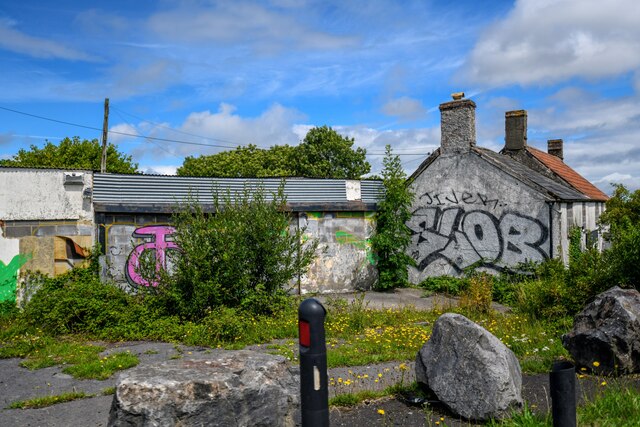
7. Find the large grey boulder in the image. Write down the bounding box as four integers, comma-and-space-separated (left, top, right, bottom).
108, 350, 299, 427
563, 286, 640, 375
416, 313, 522, 421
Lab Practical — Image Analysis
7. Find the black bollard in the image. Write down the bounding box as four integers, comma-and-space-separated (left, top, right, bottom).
298, 298, 329, 427
550, 361, 576, 427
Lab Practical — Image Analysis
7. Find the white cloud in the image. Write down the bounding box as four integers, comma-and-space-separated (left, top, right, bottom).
147, 3, 357, 54
140, 165, 180, 175
594, 173, 640, 193
0, 18, 97, 61
462, 0, 640, 86
381, 96, 427, 121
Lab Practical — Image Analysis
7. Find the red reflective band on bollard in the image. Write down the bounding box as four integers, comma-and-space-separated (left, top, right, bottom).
299, 320, 311, 347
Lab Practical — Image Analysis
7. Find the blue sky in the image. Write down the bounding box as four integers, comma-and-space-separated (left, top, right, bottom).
1, 0, 639, 193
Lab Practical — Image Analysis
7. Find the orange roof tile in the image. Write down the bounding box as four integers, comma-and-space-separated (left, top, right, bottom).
527, 147, 608, 201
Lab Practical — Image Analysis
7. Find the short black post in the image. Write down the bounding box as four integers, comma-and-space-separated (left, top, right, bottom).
298, 298, 329, 427
550, 361, 576, 427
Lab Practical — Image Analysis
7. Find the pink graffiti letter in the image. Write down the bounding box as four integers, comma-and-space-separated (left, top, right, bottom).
126, 225, 178, 287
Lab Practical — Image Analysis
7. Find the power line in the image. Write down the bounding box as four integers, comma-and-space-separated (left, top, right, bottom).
110, 105, 251, 147
0, 105, 433, 156
0, 106, 238, 149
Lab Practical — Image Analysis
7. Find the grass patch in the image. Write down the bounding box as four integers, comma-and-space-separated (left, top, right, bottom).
329, 389, 387, 407
579, 382, 640, 426
101, 386, 116, 396
329, 381, 423, 407
19, 340, 104, 370
8, 391, 91, 409
63, 351, 139, 380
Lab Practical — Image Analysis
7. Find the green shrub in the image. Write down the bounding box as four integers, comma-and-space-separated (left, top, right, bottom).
459, 272, 494, 314
150, 185, 317, 320
23, 270, 139, 335
418, 276, 469, 296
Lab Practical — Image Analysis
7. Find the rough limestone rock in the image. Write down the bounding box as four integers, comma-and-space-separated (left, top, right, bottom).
416, 313, 522, 421
563, 286, 640, 375
108, 350, 299, 427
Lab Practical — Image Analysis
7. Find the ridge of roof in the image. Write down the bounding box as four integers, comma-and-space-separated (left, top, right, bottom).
474, 148, 589, 201
526, 147, 609, 201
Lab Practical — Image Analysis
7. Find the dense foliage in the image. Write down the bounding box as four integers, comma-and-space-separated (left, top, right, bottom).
143, 185, 318, 320
178, 126, 370, 179
0, 136, 138, 173
370, 145, 414, 290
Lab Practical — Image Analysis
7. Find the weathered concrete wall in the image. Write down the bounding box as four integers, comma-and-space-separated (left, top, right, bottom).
0, 169, 95, 303
99, 211, 376, 293
408, 152, 553, 282
0, 169, 93, 221
299, 211, 377, 293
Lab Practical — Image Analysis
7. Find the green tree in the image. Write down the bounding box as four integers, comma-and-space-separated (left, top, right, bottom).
178, 144, 296, 177
0, 136, 137, 173
177, 126, 370, 179
598, 184, 640, 289
295, 126, 370, 179
370, 145, 414, 290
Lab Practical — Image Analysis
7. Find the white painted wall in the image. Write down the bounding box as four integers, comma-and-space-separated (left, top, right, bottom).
0, 169, 93, 221
0, 227, 19, 264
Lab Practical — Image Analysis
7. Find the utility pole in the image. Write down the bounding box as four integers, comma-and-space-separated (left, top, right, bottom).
100, 98, 109, 173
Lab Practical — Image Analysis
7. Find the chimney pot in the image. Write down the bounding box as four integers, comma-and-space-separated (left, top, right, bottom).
547, 139, 564, 160
451, 92, 465, 100
439, 98, 476, 153
505, 110, 527, 151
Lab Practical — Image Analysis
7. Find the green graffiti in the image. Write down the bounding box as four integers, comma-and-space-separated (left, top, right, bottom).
306, 212, 323, 219
336, 212, 364, 219
0, 254, 30, 303
335, 231, 377, 265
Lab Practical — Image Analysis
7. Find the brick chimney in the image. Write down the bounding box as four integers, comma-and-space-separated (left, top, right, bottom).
439, 94, 476, 154
504, 110, 527, 151
547, 139, 564, 160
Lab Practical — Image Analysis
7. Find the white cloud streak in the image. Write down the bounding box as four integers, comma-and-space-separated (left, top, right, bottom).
0, 18, 97, 61
462, 0, 640, 86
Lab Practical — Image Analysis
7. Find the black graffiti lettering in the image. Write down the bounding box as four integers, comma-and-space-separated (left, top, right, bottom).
433, 194, 445, 206
461, 192, 475, 204
444, 189, 459, 204
410, 208, 549, 272
420, 193, 433, 205
476, 192, 500, 209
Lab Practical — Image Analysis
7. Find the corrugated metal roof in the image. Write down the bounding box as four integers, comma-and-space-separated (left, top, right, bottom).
93, 173, 384, 207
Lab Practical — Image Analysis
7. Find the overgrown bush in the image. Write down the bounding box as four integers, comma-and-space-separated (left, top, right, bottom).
371, 145, 414, 290
418, 276, 469, 296
459, 272, 494, 314
23, 269, 142, 335
145, 185, 317, 320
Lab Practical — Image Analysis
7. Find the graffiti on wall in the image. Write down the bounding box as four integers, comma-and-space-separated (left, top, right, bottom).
335, 231, 376, 265
408, 206, 549, 273
125, 225, 178, 287
0, 254, 29, 303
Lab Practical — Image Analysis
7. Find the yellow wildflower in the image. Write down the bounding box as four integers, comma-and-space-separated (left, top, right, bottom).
593, 361, 600, 367
377, 409, 385, 415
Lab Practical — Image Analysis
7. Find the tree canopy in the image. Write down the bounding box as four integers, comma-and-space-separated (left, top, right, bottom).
0, 136, 138, 173
177, 126, 370, 179
178, 144, 296, 178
